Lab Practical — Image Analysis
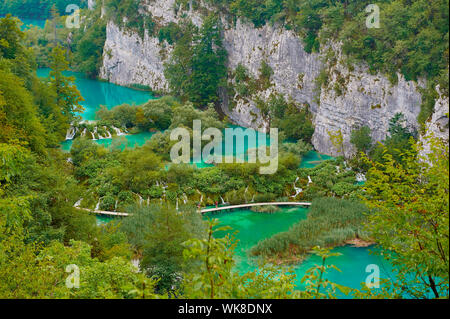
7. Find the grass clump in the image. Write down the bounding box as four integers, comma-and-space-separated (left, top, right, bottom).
250, 205, 281, 213
250, 197, 370, 261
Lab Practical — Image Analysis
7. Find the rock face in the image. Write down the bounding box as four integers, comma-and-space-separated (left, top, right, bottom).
221, 19, 322, 132
99, 0, 202, 92
100, 21, 169, 92
98, 1, 444, 156
420, 86, 449, 156
312, 44, 423, 157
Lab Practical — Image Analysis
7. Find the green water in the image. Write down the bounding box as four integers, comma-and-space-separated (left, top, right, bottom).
96, 215, 116, 226
20, 18, 46, 29
0, 15, 46, 29
300, 150, 335, 168
206, 207, 395, 297
37, 68, 155, 121
206, 207, 309, 272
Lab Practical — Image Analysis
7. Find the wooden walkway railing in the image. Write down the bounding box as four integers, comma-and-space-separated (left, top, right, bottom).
200, 202, 311, 213
78, 202, 311, 217
77, 207, 130, 217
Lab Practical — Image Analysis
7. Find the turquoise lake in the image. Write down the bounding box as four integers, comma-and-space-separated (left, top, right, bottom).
37, 68, 155, 121
20, 17, 47, 29
206, 208, 395, 297
41, 67, 395, 297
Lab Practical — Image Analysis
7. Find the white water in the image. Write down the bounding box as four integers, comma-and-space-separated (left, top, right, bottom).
356, 173, 366, 182
65, 126, 77, 140
112, 126, 127, 136
291, 176, 303, 198
73, 198, 83, 207
102, 126, 112, 139
136, 193, 143, 205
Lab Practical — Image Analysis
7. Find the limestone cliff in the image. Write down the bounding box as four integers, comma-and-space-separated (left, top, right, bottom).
98, 0, 447, 156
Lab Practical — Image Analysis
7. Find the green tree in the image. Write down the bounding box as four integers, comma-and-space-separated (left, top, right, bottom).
350, 126, 372, 154
0, 14, 24, 59
165, 15, 227, 108
362, 136, 449, 298
49, 45, 84, 122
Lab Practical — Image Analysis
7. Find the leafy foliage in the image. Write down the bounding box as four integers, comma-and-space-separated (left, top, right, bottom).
164, 15, 228, 108
362, 136, 449, 298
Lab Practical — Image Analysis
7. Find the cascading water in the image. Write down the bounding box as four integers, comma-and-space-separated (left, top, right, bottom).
356, 173, 366, 182
291, 176, 303, 198
103, 126, 112, 139
73, 198, 83, 207
65, 126, 77, 140
112, 126, 126, 136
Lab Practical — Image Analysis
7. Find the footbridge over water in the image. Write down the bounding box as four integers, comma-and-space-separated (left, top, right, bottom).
200, 202, 311, 213
78, 202, 312, 217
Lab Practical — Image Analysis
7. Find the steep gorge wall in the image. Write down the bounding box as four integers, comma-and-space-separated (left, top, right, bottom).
98, 0, 446, 157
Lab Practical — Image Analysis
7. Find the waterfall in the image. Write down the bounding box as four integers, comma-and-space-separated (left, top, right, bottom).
90, 127, 97, 140
183, 193, 188, 204
112, 126, 126, 136
244, 186, 249, 203
95, 199, 100, 210
308, 176, 313, 185
336, 165, 340, 173
114, 200, 118, 211
147, 197, 150, 206
104, 126, 112, 139
65, 126, 77, 140
220, 195, 225, 205
73, 198, 82, 207
356, 173, 366, 182
196, 189, 203, 203
81, 128, 87, 137
176, 198, 179, 211
291, 176, 303, 198
136, 193, 143, 205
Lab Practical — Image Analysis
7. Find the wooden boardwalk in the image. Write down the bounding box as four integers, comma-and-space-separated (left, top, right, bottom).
77, 207, 129, 217
200, 202, 311, 213
78, 202, 311, 217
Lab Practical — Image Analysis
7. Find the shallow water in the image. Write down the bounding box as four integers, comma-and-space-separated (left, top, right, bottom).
300, 150, 335, 168
19, 18, 46, 29
37, 68, 155, 121
205, 207, 395, 297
